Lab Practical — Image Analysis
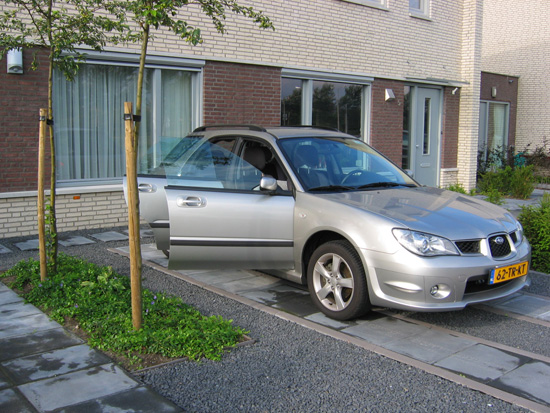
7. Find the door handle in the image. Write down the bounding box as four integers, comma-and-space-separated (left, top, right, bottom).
138, 183, 156, 193
176, 196, 206, 207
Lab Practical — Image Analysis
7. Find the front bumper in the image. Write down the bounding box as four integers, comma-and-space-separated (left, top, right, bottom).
361, 241, 531, 311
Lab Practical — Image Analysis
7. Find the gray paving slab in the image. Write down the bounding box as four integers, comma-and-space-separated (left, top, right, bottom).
0, 289, 24, 306
0, 313, 60, 340
2, 344, 112, 385
123, 228, 155, 238
305, 312, 354, 330
272, 293, 319, 317
239, 283, 309, 306
490, 294, 550, 318
58, 235, 96, 247
0, 328, 82, 362
0, 369, 11, 390
60, 385, 182, 412
0, 301, 42, 320
342, 316, 429, 346
18, 363, 138, 411
0, 388, 36, 413
187, 270, 266, 288
435, 344, 530, 382
13, 239, 39, 251
383, 328, 476, 364
90, 231, 128, 242
0, 244, 11, 254
492, 361, 550, 406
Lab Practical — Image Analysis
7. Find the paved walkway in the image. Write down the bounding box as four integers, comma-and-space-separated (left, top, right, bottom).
0, 281, 181, 412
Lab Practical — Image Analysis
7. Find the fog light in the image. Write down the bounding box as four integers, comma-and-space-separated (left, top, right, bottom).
429, 284, 451, 299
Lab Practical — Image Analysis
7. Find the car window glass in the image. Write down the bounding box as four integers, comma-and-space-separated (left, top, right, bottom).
279, 137, 416, 190
165, 137, 288, 192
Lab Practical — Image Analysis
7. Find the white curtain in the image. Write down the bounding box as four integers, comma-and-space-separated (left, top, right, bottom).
53, 64, 192, 182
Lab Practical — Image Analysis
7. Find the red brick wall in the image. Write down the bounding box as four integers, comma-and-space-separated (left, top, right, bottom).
370, 79, 404, 166
203, 61, 281, 127
480, 72, 519, 148
0, 47, 50, 192
441, 87, 460, 168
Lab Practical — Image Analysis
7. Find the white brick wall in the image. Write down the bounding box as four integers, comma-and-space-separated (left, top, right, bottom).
0, 191, 128, 238
482, 0, 550, 150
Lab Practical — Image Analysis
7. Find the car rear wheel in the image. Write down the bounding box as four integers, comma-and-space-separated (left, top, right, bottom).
307, 240, 371, 320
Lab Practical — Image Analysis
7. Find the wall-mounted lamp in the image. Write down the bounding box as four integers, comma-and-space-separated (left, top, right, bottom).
491, 86, 497, 98
385, 88, 395, 102
7, 48, 23, 74
451, 87, 459, 95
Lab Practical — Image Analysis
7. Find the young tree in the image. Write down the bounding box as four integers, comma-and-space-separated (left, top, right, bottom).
110, 0, 274, 330
0, 0, 127, 278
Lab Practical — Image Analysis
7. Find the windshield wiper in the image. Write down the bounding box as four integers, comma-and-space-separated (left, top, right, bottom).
357, 182, 411, 190
308, 185, 355, 192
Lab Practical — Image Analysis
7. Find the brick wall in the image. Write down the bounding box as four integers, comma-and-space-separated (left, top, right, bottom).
203, 61, 281, 126
0, 47, 50, 192
370, 79, 404, 166
441, 86, 460, 169
0, 190, 127, 238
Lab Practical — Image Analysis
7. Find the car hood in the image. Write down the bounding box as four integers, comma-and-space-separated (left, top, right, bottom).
318, 186, 518, 240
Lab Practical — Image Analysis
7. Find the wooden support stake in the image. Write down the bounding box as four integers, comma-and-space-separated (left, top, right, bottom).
124, 102, 143, 330
38, 109, 47, 281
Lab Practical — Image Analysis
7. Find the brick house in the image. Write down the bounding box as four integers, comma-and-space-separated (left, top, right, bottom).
0, 0, 484, 238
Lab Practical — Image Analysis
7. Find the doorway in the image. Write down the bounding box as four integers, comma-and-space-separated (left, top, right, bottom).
403, 86, 442, 187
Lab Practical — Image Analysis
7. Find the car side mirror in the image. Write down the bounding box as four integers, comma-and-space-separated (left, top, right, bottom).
260, 175, 278, 192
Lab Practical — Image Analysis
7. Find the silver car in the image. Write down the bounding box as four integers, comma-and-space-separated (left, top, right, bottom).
128, 126, 530, 320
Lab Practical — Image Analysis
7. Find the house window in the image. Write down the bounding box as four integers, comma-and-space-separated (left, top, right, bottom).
53, 62, 200, 184
341, 0, 388, 10
409, 0, 429, 18
281, 73, 371, 140
478, 101, 510, 167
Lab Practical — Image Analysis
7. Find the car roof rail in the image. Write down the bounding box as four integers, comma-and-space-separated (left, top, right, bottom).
279, 125, 340, 132
193, 124, 267, 133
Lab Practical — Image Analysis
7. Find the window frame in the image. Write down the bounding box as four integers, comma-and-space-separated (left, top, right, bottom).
54, 50, 204, 187
341, 0, 388, 11
478, 100, 510, 163
409, 0, 430, 19
281, 69, 373, 143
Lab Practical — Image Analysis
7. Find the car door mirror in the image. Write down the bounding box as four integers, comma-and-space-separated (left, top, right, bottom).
260, 175, 278, 192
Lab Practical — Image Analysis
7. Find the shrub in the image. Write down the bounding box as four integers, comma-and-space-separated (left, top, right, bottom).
518, 193, 550, 273
477, 165, 535, 200
445, 183, 468, 194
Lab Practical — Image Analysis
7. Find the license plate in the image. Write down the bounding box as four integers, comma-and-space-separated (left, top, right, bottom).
489, 261, 529, 285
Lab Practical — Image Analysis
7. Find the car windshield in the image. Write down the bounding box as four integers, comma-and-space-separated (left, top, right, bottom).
278, 137, 417, 191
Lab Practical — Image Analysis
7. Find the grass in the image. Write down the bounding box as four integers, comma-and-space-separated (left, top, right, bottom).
1, 253, 247, 370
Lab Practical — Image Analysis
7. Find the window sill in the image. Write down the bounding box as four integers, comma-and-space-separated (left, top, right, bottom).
409, 11, 432, 21
341, 0, 389, 12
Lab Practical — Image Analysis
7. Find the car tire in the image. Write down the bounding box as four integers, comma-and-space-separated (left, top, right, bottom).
162, 249, 170, 258
307, 240, 371, 320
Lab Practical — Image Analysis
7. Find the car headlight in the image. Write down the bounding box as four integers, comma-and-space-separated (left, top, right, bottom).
513, 221, 524, 246
393, 229, 459, 256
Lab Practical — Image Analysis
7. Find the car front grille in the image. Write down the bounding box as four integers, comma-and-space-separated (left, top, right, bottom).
455, 240, 481, 254
489, 234, 511, 258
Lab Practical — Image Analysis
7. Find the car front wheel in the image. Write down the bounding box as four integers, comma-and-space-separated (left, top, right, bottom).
307, 240, 370, 320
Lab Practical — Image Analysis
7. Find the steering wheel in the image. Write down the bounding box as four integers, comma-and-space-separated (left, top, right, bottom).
341, 169, 372, 185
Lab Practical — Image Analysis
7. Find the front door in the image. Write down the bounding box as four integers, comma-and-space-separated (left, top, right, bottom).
412, 88, 441, 187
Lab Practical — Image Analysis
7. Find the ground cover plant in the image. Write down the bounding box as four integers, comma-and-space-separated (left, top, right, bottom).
1, 254, 246, 369
518, 193, 550, 274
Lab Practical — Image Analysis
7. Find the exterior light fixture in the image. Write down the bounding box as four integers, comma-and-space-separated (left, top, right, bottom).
491, 86, 497, 98
385, 88, 395, 101
7, 48, 23, 74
